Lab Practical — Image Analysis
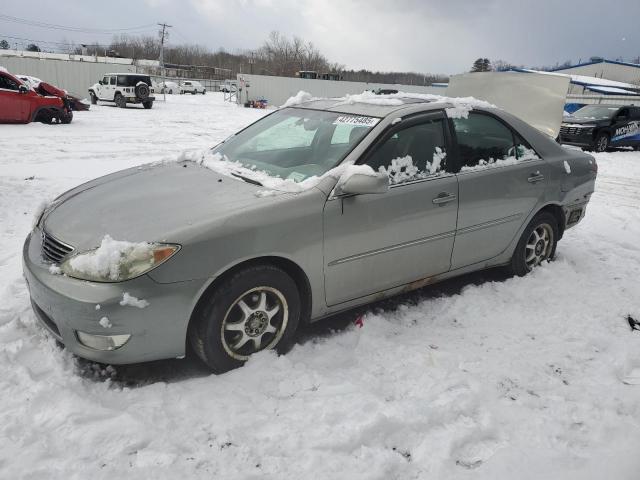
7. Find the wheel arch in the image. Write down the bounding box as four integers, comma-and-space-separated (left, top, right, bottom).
186, 255, 313, 344
536, 202, 566, 239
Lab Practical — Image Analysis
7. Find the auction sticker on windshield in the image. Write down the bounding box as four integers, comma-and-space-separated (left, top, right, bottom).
333, 115, 380, 127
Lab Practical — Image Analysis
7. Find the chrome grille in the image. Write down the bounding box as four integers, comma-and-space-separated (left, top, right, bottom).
41, 230, 74, 263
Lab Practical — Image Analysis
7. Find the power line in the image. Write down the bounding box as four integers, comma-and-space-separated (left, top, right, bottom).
0, 14, 156, 34
0, 34, 111, 48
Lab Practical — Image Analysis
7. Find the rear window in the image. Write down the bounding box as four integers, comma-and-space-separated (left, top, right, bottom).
117, 75, 151, 87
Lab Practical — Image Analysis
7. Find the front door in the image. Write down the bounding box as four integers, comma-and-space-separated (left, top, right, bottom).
450, 111, 548, 269
323, 112, 459, 306
0, 73, 30, 122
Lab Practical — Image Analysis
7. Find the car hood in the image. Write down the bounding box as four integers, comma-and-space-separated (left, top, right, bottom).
42, 161, 283, 251
562, 117, 611, 127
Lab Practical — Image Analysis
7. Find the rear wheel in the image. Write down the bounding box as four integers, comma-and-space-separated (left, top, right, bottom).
114, 93, 126, 108
594, 133, 609, 152
142, 101, 153, 109
191, 91, 196, 95
189, 265, 300, 373
508, 212, 558, 277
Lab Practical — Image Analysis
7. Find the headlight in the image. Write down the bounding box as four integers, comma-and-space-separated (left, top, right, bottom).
60, 235, 179, 282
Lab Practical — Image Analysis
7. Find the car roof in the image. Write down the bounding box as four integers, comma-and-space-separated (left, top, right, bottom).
289, 96, 449, 118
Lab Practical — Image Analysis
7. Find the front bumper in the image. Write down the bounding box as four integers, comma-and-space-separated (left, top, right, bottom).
22, 229, 205, 364
558, 127, 595, 148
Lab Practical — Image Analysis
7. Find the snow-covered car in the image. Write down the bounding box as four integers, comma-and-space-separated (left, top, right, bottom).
180, 80, 206, 95
89, 73, 155, 109
157, 81, 179, 94
559, 104, 640, 152
24, 94, 597, 373
0, 68, 73, 124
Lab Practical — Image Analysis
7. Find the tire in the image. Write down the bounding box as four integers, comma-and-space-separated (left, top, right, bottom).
202, 90, 206, 95
189, 265, 301, 373
60, 110, 73, 124
508, 212, 559, 277
89, 92, 97, 105
594, 132, 609, 152
142, 101, 153, 109
191, 91, 196, 95
169, 89, 173, 94
135, 83, 150, 100
114, 93, 126, 108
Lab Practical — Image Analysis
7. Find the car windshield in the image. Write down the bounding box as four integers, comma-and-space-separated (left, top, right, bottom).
570, 105, 620, 120
211, 108, 378, 182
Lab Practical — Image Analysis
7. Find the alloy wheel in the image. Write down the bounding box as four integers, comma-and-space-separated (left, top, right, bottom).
220, 286, 288, 360
525, 223, 554, 270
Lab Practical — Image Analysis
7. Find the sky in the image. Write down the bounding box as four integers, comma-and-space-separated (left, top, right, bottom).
0, 0, 638, 74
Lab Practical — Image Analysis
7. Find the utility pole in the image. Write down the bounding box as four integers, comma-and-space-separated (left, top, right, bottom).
158, 22, 172, 102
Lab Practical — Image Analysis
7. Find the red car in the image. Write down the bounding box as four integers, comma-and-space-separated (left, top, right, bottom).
0, 68, 73, 124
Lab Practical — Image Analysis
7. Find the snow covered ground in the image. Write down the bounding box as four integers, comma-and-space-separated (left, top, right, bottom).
1, 93, 640, 479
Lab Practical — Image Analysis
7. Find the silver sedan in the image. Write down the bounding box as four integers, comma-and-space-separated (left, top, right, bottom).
23, 96, 597, 373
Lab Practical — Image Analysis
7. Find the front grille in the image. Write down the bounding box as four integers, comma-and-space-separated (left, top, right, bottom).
41, 230, 74, 263
560, 125, 590, 136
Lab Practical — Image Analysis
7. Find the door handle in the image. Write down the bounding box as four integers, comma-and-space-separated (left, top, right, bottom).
527, 172, 544, 183
432, 193, 457, 205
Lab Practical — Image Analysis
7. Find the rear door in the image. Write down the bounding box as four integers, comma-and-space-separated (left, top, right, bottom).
323, 112, 459, 305
450, 111, 547, 269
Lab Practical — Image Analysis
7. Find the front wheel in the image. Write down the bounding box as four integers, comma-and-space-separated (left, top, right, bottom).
508, 212, 558, 277
114, 93, 126, 108
189, 265, 300, 373
60, 110, 73, 124
594, 133, 609, 152
89, 92, 98, 105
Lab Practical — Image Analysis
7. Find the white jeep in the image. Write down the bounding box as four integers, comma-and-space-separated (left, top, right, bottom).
180, 80, 206, 95
89, 73, 155, 109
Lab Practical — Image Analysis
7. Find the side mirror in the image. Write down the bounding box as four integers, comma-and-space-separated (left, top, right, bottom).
336, 171, 389, 196
18, 85, 28, 94
98, 80, 104, 85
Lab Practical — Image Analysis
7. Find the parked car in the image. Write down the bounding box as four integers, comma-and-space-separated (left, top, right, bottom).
180, 80, 206, 95
558, 104, 640, 152
0, 68, 73, 124
157, 81, 179, 94
24, 96, 596, 373
89, 73, 155, 109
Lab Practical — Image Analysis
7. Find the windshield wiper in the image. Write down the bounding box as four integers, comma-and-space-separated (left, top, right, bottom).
231, 172, 263, 186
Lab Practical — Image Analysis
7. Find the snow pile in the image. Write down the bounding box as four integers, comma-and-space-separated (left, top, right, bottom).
460, 147, 539, 172
48, 264, 61, 275
281, 91, 319, 107
98, 316, 112, 329
120, 292, 149, 309
282, 90, 495, 119
378, 149, 447, 184
67, 235, 152, 281
334, 164, 379, 189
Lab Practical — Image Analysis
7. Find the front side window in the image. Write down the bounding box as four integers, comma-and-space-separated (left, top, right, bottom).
365, 118, 448, 185
453, 112, 538, 171
211, 108, 378, 182
0, 74, 20, 90
102, 76, 109, 85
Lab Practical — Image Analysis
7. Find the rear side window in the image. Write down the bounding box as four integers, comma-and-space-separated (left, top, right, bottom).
109, 77, 116, 86
453, 112, 538, 171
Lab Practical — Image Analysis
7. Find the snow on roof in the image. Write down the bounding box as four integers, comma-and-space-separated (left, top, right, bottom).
585, 85, 639, 96
512, 68, 639, 90
0, 65, 7, 73
282, 90, 495, 119
549, 59, 640, 72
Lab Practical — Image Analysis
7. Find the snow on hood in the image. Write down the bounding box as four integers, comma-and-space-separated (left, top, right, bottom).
282, 90, 495, 119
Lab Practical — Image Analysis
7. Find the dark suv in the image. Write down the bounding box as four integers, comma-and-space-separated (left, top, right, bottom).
559, 104, 640, 152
